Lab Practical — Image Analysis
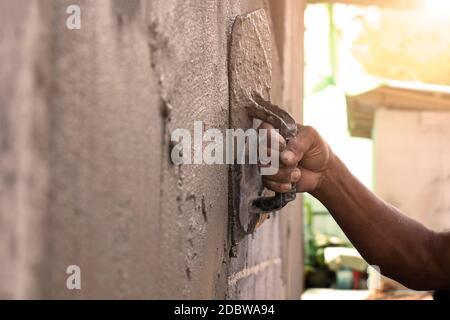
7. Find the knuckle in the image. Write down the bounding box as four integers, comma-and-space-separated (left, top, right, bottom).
303, 125, 319, 141
265, 172, 289, 183
281, 152, 297, 167
278, 174, 292, 183
291, 168, 301, 182
302, 125, 315, 135
259, 122, 274, 131
264, 180, 288, 193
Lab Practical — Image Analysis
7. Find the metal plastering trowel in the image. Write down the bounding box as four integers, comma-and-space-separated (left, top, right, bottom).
229, 9, 297, 244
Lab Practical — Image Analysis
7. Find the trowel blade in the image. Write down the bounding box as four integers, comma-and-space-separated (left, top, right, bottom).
229, 9, 273, 242
229, 9, 272, 117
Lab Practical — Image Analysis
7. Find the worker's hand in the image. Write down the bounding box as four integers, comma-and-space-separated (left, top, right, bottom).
259, 122, 332, 193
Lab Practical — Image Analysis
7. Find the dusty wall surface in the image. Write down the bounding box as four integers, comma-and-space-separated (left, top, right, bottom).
0, 0, 51, 298
374, 109, 450, 232
0, 0, 304, 299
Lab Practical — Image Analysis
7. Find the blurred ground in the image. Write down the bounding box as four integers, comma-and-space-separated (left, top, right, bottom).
302, 288, 432, 300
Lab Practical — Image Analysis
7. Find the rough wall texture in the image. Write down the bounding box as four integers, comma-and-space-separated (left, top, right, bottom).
0, 0, 51, 298
0, 0, 304, 299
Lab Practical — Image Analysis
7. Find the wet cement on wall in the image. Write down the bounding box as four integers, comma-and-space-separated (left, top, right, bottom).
0, 0, 303, 299
43, 0, 239, 299
0, 0, 52, 298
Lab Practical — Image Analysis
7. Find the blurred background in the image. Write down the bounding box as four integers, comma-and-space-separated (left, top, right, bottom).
2, 0, 450, 300
301, 0, 450, 300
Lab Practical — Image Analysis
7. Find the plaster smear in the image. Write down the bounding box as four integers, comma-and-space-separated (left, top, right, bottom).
0, 0, 301, 300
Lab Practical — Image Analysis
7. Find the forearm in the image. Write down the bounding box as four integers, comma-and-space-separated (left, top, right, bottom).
311, 153, 450, 290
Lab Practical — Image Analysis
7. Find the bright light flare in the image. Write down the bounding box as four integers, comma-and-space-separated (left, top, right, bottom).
423, 0, 450, 13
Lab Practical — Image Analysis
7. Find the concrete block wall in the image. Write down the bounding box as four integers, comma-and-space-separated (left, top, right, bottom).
374, 109, 450, 232
0, 0, 304, 299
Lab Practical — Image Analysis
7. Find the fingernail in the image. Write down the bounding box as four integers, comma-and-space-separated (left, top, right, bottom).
282, 150, 295, 164
291, 170, 301, 181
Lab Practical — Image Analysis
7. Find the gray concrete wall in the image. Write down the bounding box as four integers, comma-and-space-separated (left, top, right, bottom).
0, 0, 304, 299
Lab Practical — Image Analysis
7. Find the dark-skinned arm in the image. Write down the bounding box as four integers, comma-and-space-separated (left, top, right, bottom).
311, 152, 450, 290
262, 123, 450, 290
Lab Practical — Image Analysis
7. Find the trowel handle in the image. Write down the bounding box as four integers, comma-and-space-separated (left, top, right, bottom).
248, 93, 298, 213
252, 143, 297, 212
277, 187, 297, 208
252, 187, 296, 213
250, 133, 298, 213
